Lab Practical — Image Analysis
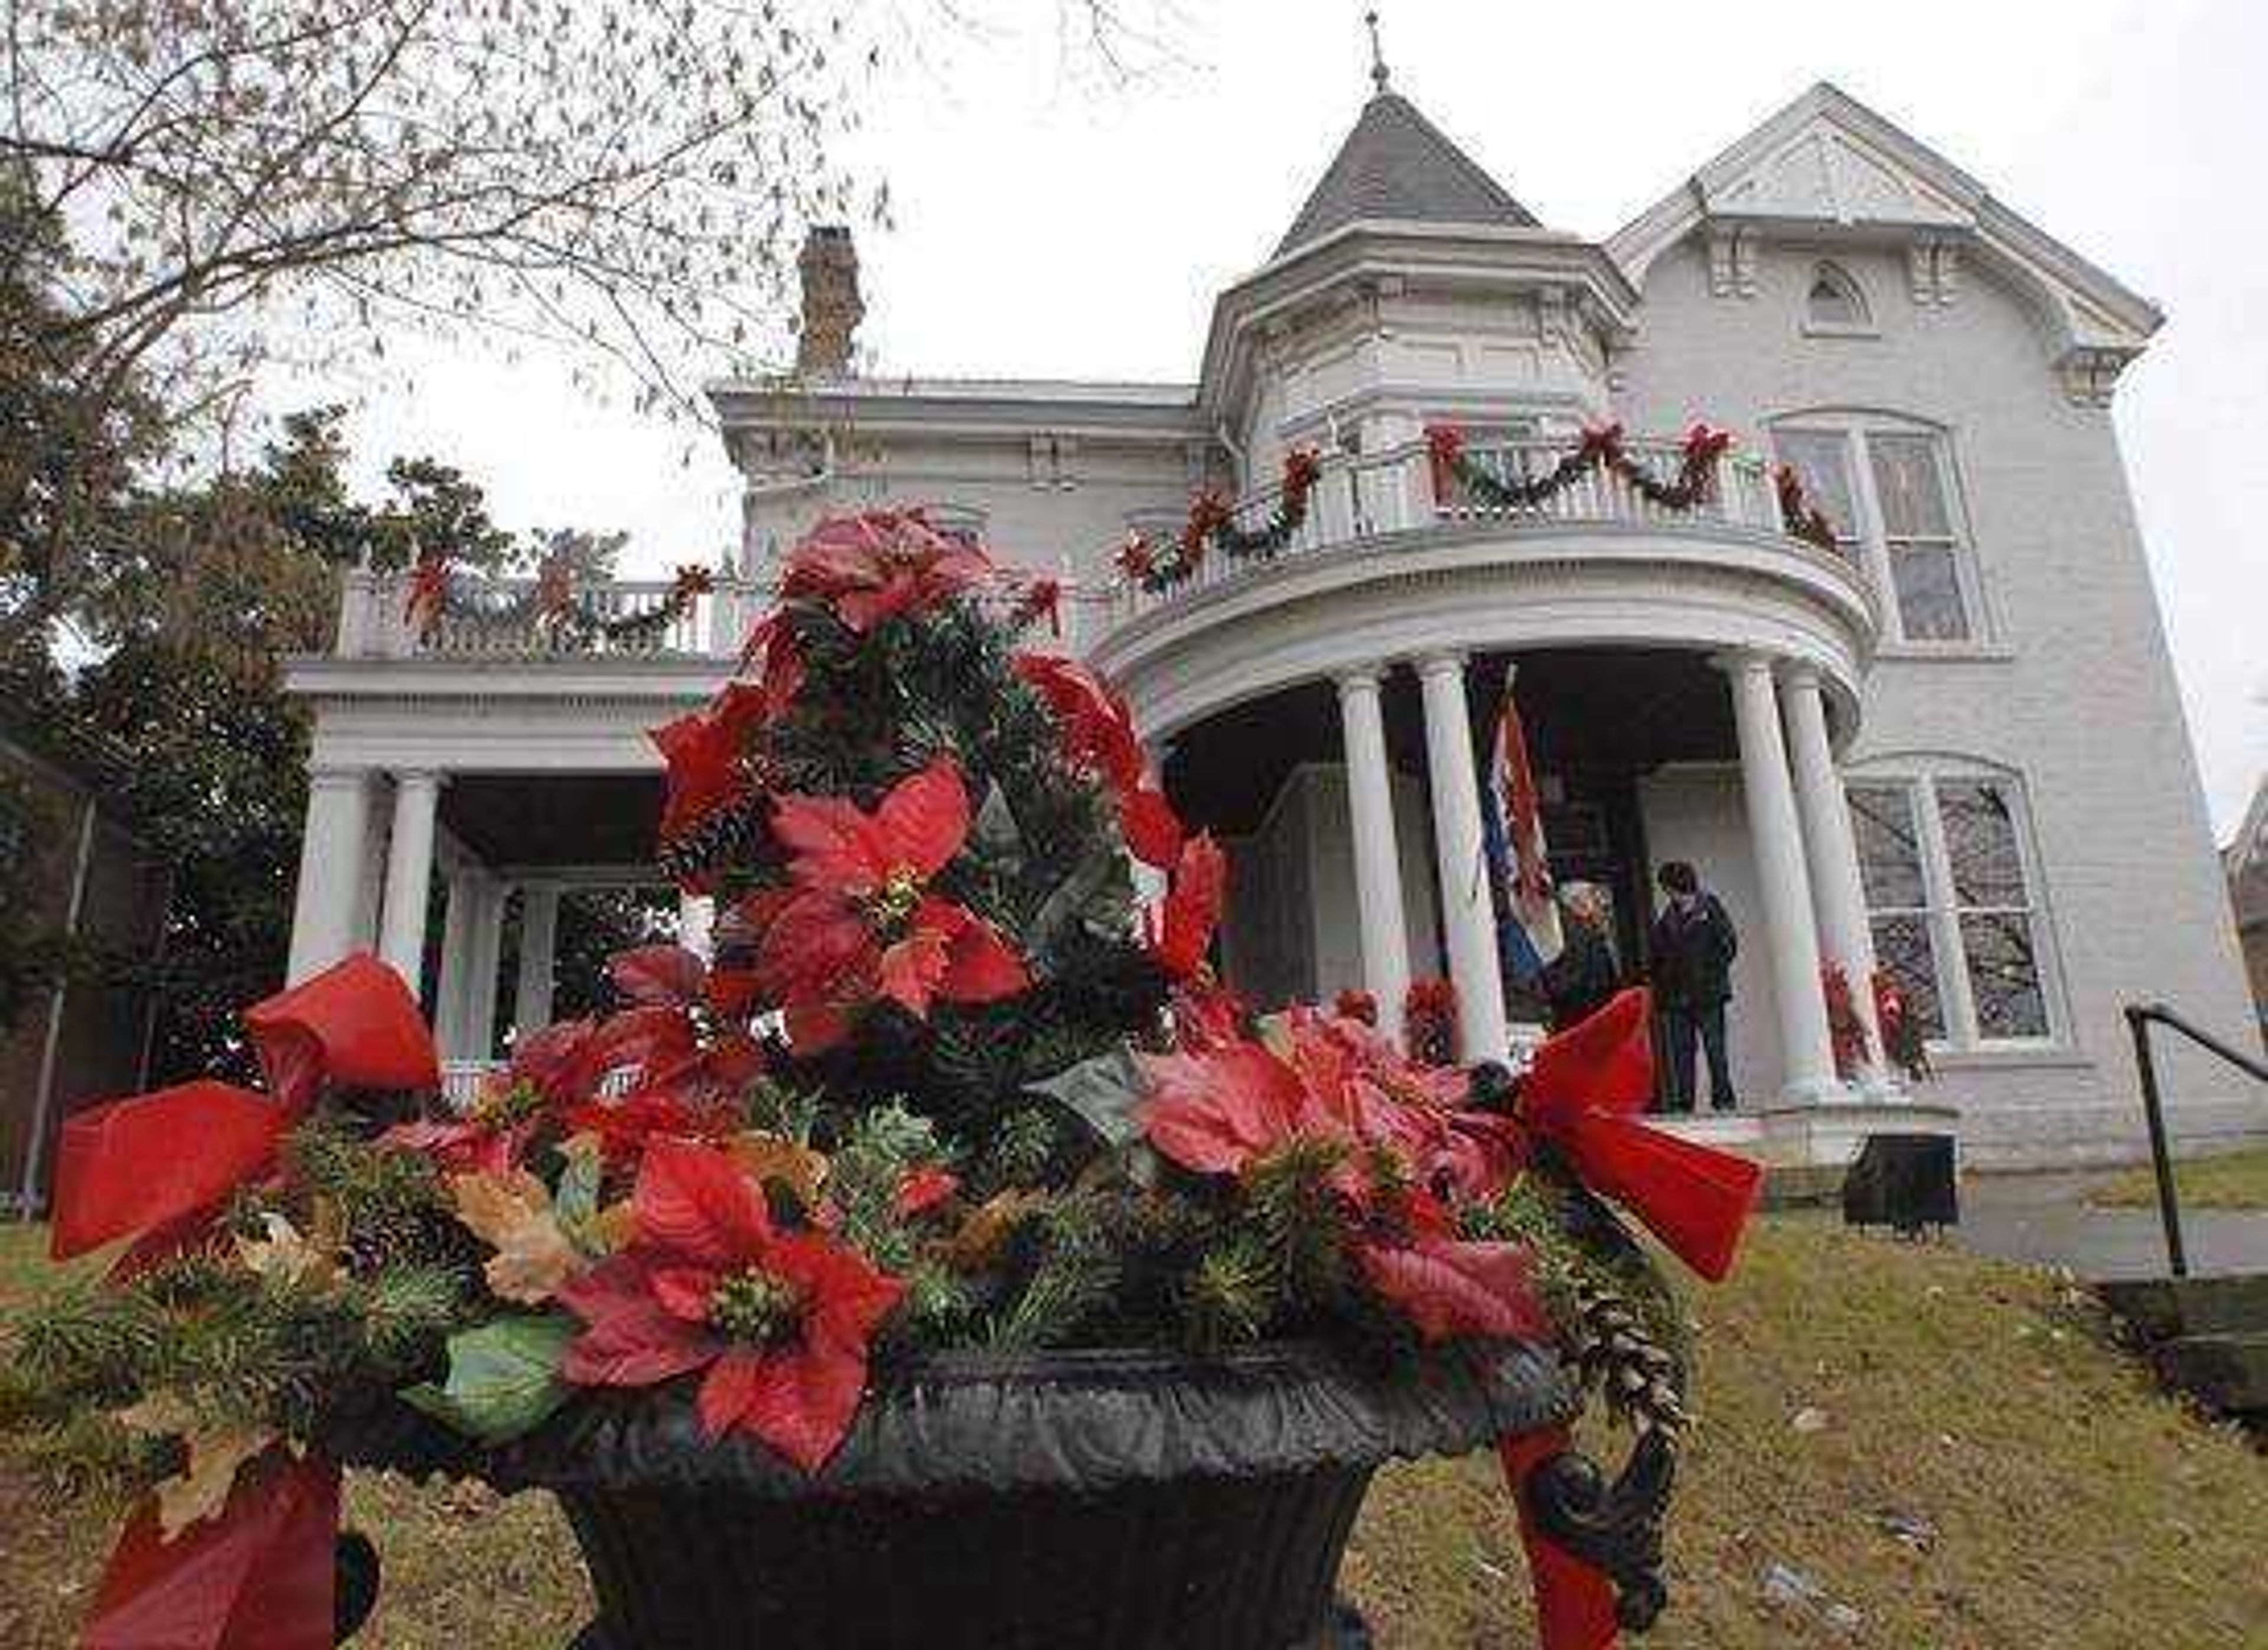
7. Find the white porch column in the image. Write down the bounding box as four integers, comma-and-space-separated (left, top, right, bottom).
434, 870, 480, 1053
1781, 664, 1894, 1094
286, 769, 374, 983
461, 880, 506, 1057
1414, 652, 1511, 1063
1717, 654, 1840, 1103
679, 890, 716, 963
1335, 667, 1412, 1044
377, 770, 443, 997
514, 883, 562, 1037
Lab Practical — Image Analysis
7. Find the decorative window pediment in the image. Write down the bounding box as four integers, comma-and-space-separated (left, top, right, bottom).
1803, 262, 1872, 334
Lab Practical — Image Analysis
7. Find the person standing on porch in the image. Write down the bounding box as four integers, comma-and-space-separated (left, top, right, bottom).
1541, 880, 1619, 1030
1650, 860, 1739, 1112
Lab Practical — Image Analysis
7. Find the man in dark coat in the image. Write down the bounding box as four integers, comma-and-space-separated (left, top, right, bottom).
1648, 861, 1739, 1112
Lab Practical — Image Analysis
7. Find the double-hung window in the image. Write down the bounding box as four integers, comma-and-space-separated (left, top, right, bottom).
1773, 419, 1980, 645
1845, 770, 2056, 1049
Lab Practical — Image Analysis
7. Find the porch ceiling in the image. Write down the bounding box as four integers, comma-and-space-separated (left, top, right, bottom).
443, 773, 665, 871
1171, 647, 1736, 837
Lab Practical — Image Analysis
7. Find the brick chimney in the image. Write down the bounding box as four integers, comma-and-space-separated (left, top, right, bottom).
795, 224, 863, 378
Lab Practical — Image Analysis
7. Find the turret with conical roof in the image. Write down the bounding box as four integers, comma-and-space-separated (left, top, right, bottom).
1276, 87, 1540, 258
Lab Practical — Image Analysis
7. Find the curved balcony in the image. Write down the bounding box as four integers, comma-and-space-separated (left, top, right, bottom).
1089, 437, 1881, 739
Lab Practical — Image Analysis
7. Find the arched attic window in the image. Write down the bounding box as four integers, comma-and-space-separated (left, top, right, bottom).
1804, 262, 1872, 334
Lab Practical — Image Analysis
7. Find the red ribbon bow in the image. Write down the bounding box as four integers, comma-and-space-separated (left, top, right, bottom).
82, 1451, 342, 1650
51, 953, 439, 1268
1519, 987, 1762, 1282
60, 955, 436, 1650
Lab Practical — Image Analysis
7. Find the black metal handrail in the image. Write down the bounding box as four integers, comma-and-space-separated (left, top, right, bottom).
2122, 1002, 2268, 1277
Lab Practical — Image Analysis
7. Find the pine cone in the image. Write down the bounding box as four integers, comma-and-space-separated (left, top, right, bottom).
1561, 1277, 1688, 1436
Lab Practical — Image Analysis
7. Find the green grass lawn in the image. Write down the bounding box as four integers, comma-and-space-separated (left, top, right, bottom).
2090, 1146, 2268, 1213
5, 1216, 2263, 1648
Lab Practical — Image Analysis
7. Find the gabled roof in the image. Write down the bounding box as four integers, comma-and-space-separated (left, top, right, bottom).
1607, 82, 2161, 383
1276, 90, 1538, 257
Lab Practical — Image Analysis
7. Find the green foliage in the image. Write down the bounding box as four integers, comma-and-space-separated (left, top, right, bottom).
742, 591, 1169, 1145
825, 1102, 948, 1273
403, 1314, 578, 1446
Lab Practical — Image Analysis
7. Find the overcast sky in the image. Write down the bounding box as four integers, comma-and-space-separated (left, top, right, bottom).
312, 0, 2267, 839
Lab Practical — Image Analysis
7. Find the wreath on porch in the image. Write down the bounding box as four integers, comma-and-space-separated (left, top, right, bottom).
5, 509, 1765, 1650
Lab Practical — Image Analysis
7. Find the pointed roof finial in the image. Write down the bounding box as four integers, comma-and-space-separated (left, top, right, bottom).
1365, 9, 1390, 94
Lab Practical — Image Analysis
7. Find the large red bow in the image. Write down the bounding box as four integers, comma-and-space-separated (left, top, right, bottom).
51, 953, 438, 1265
1520, 988, 1762, 1282
82, 1450, 341, 1650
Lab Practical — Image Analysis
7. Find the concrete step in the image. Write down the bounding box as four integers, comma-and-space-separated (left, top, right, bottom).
2096, 1273, 2268, 1343
2154, 1332, 2268, 1417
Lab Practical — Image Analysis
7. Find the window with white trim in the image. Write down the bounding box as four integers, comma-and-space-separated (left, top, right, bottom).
1773, 419, 1979, 645
1846, 769, 2055, 1048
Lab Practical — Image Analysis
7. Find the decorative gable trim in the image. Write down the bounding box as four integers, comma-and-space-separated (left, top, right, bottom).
1609, 82, 2162, 405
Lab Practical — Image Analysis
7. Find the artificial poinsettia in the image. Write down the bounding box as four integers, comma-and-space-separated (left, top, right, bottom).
780, 510, 996, 634
748, 759, 1028, 1051
383, 1020, 601, 1175
1353, 1234, 1552, 1343
1137, 1034, 1355, 1180
653, 678, 777, 848
1012, 651, 1183, 867
559, 1138, 905, 1472
1147, 832, 1226, 981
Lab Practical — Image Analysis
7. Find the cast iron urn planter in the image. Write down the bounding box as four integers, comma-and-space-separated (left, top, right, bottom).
332, 1333, 1667, 1650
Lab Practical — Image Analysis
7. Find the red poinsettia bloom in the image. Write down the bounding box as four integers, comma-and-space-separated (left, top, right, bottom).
1139, 1020, 1547, 1344
652, 678, 776, 846
1147, 832, 1226, 981
1138, 1032, 1358, 1180
780, 511, 995, 634
1013, 653, 1141, 789
560, 1139, 905, 1472
1353, 1234, 1552, 1343
748, 760, 1028, 1052
1012, 652, 1185, 867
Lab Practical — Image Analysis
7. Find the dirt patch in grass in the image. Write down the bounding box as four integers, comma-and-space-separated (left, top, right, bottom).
2090, 1146, 2268, 1213
5, 1216, 2263, 1648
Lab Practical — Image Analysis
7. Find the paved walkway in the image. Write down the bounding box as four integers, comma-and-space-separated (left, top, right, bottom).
1956, 1171, 2268, 1281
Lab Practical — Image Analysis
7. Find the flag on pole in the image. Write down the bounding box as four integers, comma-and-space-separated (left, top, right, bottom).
1481, 668, 1563, 984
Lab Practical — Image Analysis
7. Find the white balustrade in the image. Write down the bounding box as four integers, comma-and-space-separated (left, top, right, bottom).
358, 572, 766, 662
1104, 435, 1828, 633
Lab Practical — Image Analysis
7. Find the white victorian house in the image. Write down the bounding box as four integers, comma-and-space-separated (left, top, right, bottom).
282, 80, 2259, 1170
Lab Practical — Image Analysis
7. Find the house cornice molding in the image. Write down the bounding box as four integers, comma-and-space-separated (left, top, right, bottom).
706, 377, 1208, 450
1196, 223, 1639, 424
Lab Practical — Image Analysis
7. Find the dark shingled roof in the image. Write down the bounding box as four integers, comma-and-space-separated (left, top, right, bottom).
1276, 92, 1539, 257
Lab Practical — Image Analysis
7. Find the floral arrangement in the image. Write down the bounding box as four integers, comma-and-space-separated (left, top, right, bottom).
4, 508, 1764, 1650
1772, 462, 1843, 556
1873, 968, 1933, 1082
1403, 975, 1461, 1068
1821, 962, 1873, 1081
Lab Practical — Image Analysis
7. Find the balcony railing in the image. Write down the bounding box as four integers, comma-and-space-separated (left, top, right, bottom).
1103, 436, 1822, 630
334, 568, 766, 661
